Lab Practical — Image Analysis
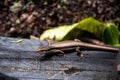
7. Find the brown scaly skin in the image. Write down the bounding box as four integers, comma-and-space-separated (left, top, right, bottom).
35, 40, 119, 58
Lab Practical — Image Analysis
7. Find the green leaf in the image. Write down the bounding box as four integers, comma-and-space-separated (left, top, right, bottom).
40, 23, 78, 41
102, 23, 119, 46
114, 44, 120, 46
40, 17, 105, 41
75, 17, 105, 38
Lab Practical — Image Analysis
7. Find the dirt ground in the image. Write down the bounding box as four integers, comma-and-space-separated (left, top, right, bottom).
0, 0, 120, 38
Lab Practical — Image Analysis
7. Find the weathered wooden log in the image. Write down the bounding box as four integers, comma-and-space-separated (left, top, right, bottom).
0, 37, 118, 80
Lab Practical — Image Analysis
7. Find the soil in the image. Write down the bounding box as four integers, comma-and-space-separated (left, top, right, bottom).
0, 0, 120, 38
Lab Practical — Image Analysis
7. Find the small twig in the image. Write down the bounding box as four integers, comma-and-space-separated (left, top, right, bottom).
10, 39, 23, 43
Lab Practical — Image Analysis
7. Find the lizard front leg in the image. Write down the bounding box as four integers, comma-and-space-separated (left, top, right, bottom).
46, 40, 52, 46
47, 49, 65, 58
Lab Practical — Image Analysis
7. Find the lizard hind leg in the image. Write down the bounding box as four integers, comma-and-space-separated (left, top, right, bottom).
76, 47, 84, 59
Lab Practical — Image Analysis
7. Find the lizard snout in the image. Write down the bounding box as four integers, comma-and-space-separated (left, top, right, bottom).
35, 46, 50, 52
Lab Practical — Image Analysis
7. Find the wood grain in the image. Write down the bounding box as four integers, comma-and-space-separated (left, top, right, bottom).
0, 37, 118, 80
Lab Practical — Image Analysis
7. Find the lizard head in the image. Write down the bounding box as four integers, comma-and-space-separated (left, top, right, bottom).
35, 46, 51, 52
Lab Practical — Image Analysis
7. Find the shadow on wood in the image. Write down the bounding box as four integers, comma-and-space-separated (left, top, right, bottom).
0, 72, 18, 80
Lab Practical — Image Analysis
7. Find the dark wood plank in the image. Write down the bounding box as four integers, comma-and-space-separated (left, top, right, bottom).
0, 37, 118, 80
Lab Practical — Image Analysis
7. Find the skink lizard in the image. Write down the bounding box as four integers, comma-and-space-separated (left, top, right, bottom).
35, 40, 119, 57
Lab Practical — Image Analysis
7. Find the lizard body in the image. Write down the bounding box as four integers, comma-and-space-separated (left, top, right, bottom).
35, 40, 119, 52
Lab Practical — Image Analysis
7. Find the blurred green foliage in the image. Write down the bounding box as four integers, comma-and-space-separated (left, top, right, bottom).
40, 17, 120, 46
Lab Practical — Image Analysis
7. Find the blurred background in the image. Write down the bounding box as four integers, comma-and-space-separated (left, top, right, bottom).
0, 0, 120, 38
